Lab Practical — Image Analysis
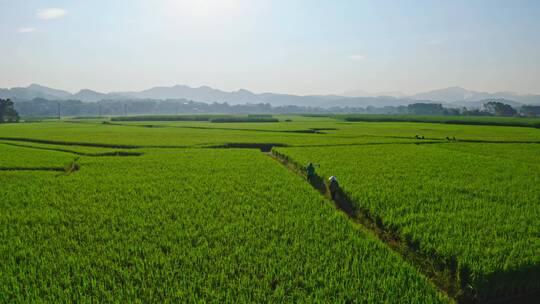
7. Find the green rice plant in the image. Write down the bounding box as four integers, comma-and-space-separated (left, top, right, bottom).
0, 143, 73, 169
335, 114, 540, 128
0, 139, 140, 156
2, 119, 540, 148
111, 114, 215, 121
2, 115, 540, 302
0, 149, 449, 303
210, 117, 279, 123
274, 143, 540, 301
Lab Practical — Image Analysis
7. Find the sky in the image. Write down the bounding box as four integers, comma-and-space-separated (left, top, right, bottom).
0, 0, 539, 95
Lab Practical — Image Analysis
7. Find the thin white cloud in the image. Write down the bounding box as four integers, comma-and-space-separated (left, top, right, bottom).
37, 8, 67, 20
348, 54, 366, 61
18, 27, 36, 33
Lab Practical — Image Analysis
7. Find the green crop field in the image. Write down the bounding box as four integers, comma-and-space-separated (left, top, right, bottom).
335, 114, 540, 128
274, 143, 540, 300
1, 115, 539, 303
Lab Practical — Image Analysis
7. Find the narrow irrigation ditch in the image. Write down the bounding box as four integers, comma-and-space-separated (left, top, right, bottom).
103, 121, 332, 134
0, 162, 80, 176
0, 137, 141, 149
208, 143, 288, 152
0, 167, 65, 172
0, 141, 143, 157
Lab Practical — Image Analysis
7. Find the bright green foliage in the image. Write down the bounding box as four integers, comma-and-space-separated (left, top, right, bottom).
111, 114, 215, 121
0, 143, 73, 168
2, 116, 539, 302
0, 149, 448, 303
434, 142, 540, 166
0, 140, 136, 156
274, 143, 540, 300
2, 118, 540, 148
335, 114, 540, 128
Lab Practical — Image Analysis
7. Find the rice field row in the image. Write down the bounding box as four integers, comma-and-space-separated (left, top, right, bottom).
273, 143, 540, 300
1, 117, 539, 302
0, 147, 448, 302
1, 117, 540, 149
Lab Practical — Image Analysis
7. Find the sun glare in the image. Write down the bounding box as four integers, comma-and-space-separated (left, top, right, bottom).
165, 0, 243, 21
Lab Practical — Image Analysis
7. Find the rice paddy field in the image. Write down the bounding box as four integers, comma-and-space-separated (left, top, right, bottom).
1, 115, 539, 303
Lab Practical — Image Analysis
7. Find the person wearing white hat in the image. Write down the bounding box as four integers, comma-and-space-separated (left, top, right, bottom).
328, 176, 339, 199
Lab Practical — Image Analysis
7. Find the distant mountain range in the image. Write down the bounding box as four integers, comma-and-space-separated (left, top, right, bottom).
341, 89, 407, 98
1, 84, 539, 108
410, 87, 540, 106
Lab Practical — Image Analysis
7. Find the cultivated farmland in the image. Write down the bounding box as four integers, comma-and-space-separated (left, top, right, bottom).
274, 143, 540, 301
1, 115, 539, 303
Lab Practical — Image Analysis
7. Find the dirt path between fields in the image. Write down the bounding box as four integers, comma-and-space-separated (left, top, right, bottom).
265, 149, 540, 304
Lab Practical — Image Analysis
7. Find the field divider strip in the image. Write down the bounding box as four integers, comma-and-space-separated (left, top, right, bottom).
0, 142, 143, 157
266, 149, 469, 303
0, 167, 65, 172
104, 121, 328, 134
0, 137, 141, 149
337, 117, 540, 129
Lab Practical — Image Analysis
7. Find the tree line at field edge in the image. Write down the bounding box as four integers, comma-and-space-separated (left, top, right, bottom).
0, 99, 19, 123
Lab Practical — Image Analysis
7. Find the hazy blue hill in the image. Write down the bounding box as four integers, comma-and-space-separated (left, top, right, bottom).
412, 87, 474, 102
26, 84, 72, 99
1, 84, 538, 106
117, 85, 419, 107
117, 84, 540, 107
0, 84, 72, 100
72, 89, 110, 102
412, 87, 540, 104
342, 89, 406, 98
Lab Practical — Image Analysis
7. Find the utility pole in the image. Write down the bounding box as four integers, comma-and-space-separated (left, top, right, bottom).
98, 103, 102, 117
57, 102, 61, 120
124, 104, 127, 116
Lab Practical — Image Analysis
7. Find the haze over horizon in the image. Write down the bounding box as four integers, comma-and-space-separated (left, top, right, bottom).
1, 82, 538, 99
1, 0, 539, 96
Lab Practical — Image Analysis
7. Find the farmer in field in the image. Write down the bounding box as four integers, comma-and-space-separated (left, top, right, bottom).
306, 162, 316, 181
328, 176, 339, 199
